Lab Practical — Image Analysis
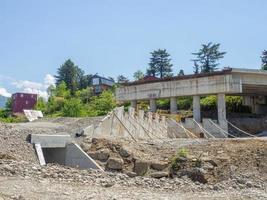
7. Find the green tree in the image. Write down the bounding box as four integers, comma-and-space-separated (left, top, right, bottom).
117, 75, 129, 84
75, 87, 93, 104
88, 91, 116, 116
55, 59, 84, 95
79, 74, 92, 89
192, 42, 226, 73
178, 69, 185, 76
133, 70, 144, 80
193, 60, 200, 74
5, 98, 12, 111
54, 82, 71, 98
35, 97, 46, 113
261, 50, 267, 70
147, 49, 173, 78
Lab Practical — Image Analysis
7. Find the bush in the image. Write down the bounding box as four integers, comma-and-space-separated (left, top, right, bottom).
178, 97, 192, 110
201, 95, 251, 113
87, 91, 116, 116
156, 99, 170, 110
62, 98, 84, 117
171, 148, 188, 171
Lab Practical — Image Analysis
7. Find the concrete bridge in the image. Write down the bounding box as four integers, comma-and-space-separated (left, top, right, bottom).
116, 68, 267, 132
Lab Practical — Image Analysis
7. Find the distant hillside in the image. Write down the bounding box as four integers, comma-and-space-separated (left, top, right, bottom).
0, 96, 8, 108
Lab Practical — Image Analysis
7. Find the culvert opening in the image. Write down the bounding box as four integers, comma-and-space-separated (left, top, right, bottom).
30, 134, 103, 171
42, 147, 66, 165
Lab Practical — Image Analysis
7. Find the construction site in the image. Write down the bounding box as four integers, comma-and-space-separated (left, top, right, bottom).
0, 68, 267, 199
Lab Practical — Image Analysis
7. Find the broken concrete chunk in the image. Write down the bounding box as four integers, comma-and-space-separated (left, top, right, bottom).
134, 160, 149, 176
107, 157, 124, 170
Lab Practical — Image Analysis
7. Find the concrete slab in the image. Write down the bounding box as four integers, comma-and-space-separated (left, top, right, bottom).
65, 143, 103, 170
35, 143, 46, 166
30, 134, 72, 148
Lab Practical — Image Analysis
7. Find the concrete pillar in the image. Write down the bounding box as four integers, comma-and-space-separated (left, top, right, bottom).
193, 95, 201, 122
149, 99, 157, 112
217, 94, 228, 132
130, 100, 137, 109
170, 97, 178, 114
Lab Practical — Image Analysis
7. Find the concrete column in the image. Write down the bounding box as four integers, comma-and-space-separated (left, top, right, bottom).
130, 100, 137, 109
193, 95, 201, 122
170, 97, 178, 114
217, 94, 228, 131
149, 99, 157, 112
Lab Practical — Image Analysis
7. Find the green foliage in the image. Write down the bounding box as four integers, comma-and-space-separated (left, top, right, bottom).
200, 95, 217, 110
0, 109, 26, 123
192, 42, 226, 73
75, 87, 93, 104
117, 75, 129, 84
261, 50, 267, 70
54, 82, 71, 98
5, 98, 12, 110
133, 70, 144, 80
156, 99, 169, 110
178, 97, 192, 110
87, 91, 116, 116
200, 95, 251, 113
147, 49, 173, 78
62, 98, 84, 117
46, 97, 65, 114
171, 148, 188, 170
56, 59, 88, 95
178, 69, 185, 76
35, 97, 46, 113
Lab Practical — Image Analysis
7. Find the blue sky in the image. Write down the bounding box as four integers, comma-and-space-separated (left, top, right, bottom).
0, 0, 267, 97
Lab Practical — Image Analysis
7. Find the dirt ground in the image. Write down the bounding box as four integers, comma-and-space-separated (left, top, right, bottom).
0, 118, 266, 199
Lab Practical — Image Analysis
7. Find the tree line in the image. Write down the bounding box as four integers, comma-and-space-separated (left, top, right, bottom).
117, 42, 267, 83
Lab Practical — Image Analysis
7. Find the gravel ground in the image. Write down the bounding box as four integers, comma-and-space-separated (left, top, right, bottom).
0, 118, 266, 199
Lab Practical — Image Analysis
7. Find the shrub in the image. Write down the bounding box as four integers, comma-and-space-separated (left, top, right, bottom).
178, 97, 192, 110
88, 91, 116, 116
171, 148, 188, 170
62, 98, 83, 117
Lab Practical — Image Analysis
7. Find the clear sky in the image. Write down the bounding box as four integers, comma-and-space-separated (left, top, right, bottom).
0, 0, 267, 97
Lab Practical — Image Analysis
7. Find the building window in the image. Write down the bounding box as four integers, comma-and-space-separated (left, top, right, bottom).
92, 78, 100, 85
21, 94, 24, 98
25, 100, 28, 105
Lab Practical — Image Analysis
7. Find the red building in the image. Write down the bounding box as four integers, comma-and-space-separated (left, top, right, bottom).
12, 93, 37, 113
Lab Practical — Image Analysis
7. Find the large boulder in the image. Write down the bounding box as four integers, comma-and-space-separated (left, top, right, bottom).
88, 148, 110, 162
150, 161, 168, 171
119, 147, 131, 158
107, 157, 124, 170
133, 160, 149, 176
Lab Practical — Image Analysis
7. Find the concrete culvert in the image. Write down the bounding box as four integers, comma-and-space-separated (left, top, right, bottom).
30, 134, 103, 171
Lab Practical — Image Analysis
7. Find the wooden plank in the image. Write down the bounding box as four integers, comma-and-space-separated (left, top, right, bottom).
35, 143, 46, 166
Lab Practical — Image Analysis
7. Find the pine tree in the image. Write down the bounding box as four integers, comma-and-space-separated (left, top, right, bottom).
192, 42, 226, 73
193, 60, 200, 74
117, 75, 129, 84
261, 50, 267, 70
55, 59, 83, 95
178, 69, 185, 76
146, 49, 173, 78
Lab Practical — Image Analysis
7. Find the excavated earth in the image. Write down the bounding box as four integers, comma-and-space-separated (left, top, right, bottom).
0, 118, 266, 199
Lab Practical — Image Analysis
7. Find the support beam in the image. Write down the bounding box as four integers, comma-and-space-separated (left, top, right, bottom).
170, 97, 178, 114
217, 93, 228, 132
149, 99, 157, 112
130, 100, 137, 109
193, 95, 201, 122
